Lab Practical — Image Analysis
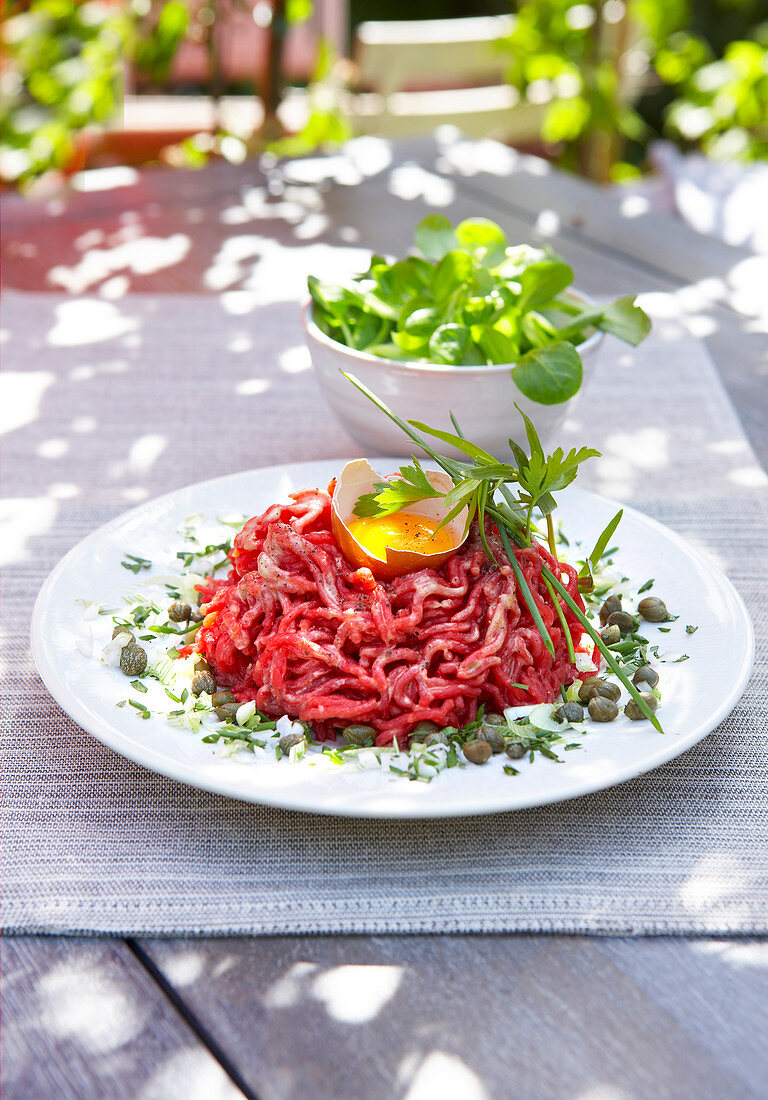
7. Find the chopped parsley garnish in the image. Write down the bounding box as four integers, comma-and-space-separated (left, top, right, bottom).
121, 554, 152, 574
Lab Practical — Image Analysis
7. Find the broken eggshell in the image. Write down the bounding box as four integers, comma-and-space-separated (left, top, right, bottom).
330, 458, 469, 581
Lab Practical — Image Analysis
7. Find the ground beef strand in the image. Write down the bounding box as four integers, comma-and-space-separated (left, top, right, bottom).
194, 488, 586, 746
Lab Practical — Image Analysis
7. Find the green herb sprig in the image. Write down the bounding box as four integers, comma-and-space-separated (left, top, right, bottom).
310, 215, 650, 405
342, 372, 663, 732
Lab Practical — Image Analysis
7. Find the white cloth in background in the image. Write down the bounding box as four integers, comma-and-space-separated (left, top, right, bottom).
626, 141, 768, 255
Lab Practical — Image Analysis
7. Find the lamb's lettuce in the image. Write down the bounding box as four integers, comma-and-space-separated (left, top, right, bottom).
309, 215, 651, 405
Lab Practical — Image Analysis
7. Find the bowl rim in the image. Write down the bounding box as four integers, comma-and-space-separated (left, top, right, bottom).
301, 291, 604, 377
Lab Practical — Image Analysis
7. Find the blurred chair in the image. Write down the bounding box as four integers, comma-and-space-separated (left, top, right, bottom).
347, 15, 546, 142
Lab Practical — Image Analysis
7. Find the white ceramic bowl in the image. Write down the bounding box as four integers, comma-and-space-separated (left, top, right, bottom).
303, 298, 604, 458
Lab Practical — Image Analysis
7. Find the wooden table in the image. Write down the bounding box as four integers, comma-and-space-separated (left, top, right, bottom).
5, 138, 768, 1100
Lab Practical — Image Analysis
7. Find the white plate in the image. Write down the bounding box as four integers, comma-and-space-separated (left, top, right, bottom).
31, 460, 755, 818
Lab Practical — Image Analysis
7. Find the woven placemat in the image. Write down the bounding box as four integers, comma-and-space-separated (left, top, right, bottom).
3, 290, 767, 936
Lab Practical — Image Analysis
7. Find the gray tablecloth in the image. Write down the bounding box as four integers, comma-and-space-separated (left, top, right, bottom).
4, 289, 767, 936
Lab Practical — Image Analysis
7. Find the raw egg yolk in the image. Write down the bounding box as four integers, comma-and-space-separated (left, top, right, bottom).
345, 512, 454, 561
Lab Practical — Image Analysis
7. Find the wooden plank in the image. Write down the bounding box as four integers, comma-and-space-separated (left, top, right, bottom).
142, 935, 764, 1100
3, 937, 247, 1100
596, 938, 768, 1099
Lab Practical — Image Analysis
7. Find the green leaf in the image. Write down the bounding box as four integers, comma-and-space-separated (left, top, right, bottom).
429, 324, 469, 365
588, 509, 623, 567
408, 420, 496, 463
432, 250, 474, 301
474, 324, 520, 364
595, 296, 651, 346
516, 262, 574, 312
404, 305, 442, 337
352, 460, 443, 518
414, 214, 456, 261
454, 218, 507, 266
511, 342, 583, 405
377, 260, 429, 306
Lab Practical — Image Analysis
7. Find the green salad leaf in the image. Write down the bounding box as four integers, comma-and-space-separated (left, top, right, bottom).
309, 216, 651, 405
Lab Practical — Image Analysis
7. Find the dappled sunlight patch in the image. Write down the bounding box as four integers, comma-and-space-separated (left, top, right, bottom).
279, 345, 311, 373
160, 949, 206, 987
0, 496, 58, 566
0, 371, 54, 434
36, 438, 69, 460
401, 1050, 488, 1100
47, 300, 138, 346
39, 959, 143, 1051
71, 415, 97, 433
48, 233, 191, 294
136, 1047, 242, 1100
575, 1086, 632, 1100
620, 194, 650, 218
690, 941, 768, 970
310, 964, 404, 1024
48, 482, 80, 500
680, 854, 756, 916
388, 163, 455, 207
226, 333, 253, 353
262, 961, 320, 1009
535, 209, 560, 237
122, 486, 151, 503
234, 378, 271, 396
71, 166, 139, 193
293, 212, 330, 240
728, 465, 768, 488
107, 434, 168, 484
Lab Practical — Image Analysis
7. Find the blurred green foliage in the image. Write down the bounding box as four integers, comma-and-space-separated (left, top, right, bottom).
0, 0, 191, 184
499, 0, 768, 178
0, 0, 133, 183
658, 33, 768, 159
2, 0, 765, 187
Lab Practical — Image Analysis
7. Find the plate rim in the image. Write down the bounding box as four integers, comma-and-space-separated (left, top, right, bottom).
30, 460, 756, 818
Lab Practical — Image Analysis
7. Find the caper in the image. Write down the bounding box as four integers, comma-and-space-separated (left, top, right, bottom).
607, 610, 636, 635
600, 624, 621, 646
625, 693, 659, 721
463, 739, 492, 765
477, 723, 505, 753
632, 665, 659, 690
190, 609, 204, 623
192, 671, 216, 696
578, 677, 608, 703
211, 690, 235, 707
279, 732, 306, 754
194, 656, 211, 673
168, 600, 191, 623
342, 723, 376, 746
424, 730, 448, 747
638, 597, 669, 623
599, 594, 622, 625
505, 741, 527, 760
555, 702, 584, 724
595, 681, 621, 703
119, 642, 147, 677
215, 702, 240, 722
409, 720, 441, 743
588, 696, 619, 722
482, 712, 507, 727
112, 625, 134, 643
